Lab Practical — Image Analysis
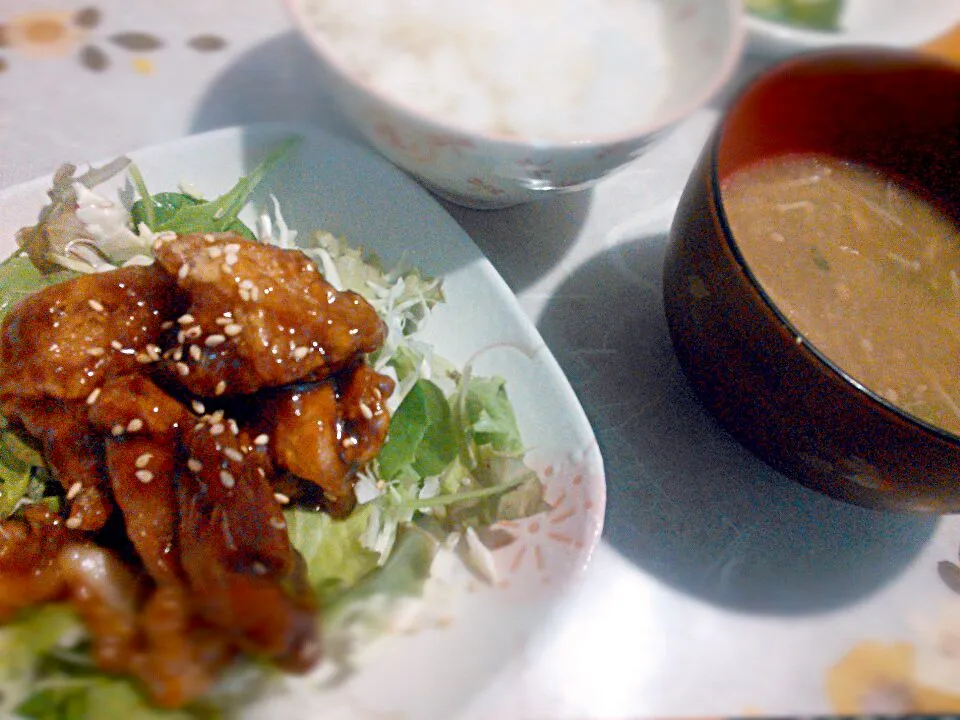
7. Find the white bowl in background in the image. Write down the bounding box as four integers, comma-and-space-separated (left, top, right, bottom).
286, 0, 745, 209
747, 0, 960, 56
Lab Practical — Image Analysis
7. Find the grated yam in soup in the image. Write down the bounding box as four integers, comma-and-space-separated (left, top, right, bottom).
722, 154, 960, 437
298, 0, 671, 139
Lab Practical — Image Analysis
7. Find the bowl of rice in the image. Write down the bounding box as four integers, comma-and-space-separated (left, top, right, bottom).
286, 0, 745, 209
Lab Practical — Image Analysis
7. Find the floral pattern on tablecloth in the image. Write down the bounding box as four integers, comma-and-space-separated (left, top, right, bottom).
826, 600, 960, 714
0, 6, 226, 74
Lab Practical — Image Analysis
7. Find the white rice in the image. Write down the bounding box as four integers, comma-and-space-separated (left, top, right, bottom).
300, 0, 672, 140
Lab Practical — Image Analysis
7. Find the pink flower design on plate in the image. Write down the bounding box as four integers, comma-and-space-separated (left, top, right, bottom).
492, 447, 603, 590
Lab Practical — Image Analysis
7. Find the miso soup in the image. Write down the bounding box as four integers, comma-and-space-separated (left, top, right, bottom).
721, 154, 960, 436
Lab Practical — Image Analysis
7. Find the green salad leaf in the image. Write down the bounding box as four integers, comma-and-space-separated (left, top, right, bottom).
15, 159, 131, 275
745, 0, 843, 31
129, 136, 300, 240
476, 446, 549, 521
0, 253, 77, 326
324, 525, 436, 645
355, 367, 546, 562
329, 524, 435, 614
0, 605, 84, 716
16, 676, 222, 720
458, 376, 524, 454
0, 428, 43, 519
130, 190, 200, 230
284, 504, 380, 604
376, 379, 458, 481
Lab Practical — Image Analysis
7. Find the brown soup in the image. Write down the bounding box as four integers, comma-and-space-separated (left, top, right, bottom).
721, 154, 960, 437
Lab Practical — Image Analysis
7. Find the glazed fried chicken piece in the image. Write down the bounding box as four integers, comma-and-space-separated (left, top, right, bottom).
88, 374, 191, 586
337, 363, 395, 470
58, 543, 235, 709
130, 586, 236, 709
31, 371, 237, 707
90, 373, 319, 671
0, 507, 232, 709
88, 375, 316, 702
58, 542, 145, 672
51, 371, 246, 710
0, 264, 182, 403
152, 232, 386, 397
177, 418, 320, 671
3, 397, 112, 532
0, 506, 73, 621
263, 364, 394, 518
0, 264, 183, 531
265, 381, 350, 515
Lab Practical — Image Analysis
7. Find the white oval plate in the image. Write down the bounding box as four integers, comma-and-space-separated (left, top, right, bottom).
747, 0, 960, 56
0, 123, 605, 719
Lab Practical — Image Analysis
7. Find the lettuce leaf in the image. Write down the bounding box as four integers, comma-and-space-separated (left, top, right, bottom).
0, 605, 84, 716
0, 253, 77, 326
16, 677, 221, 720
0, 429, 41, 519
327, 525, 436, 619
459, 376, 524, 454
323, 524, 437, 654
284, 505, 379, 604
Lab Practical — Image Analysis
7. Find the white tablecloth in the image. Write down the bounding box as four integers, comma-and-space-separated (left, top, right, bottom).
4, 1, 960, 716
